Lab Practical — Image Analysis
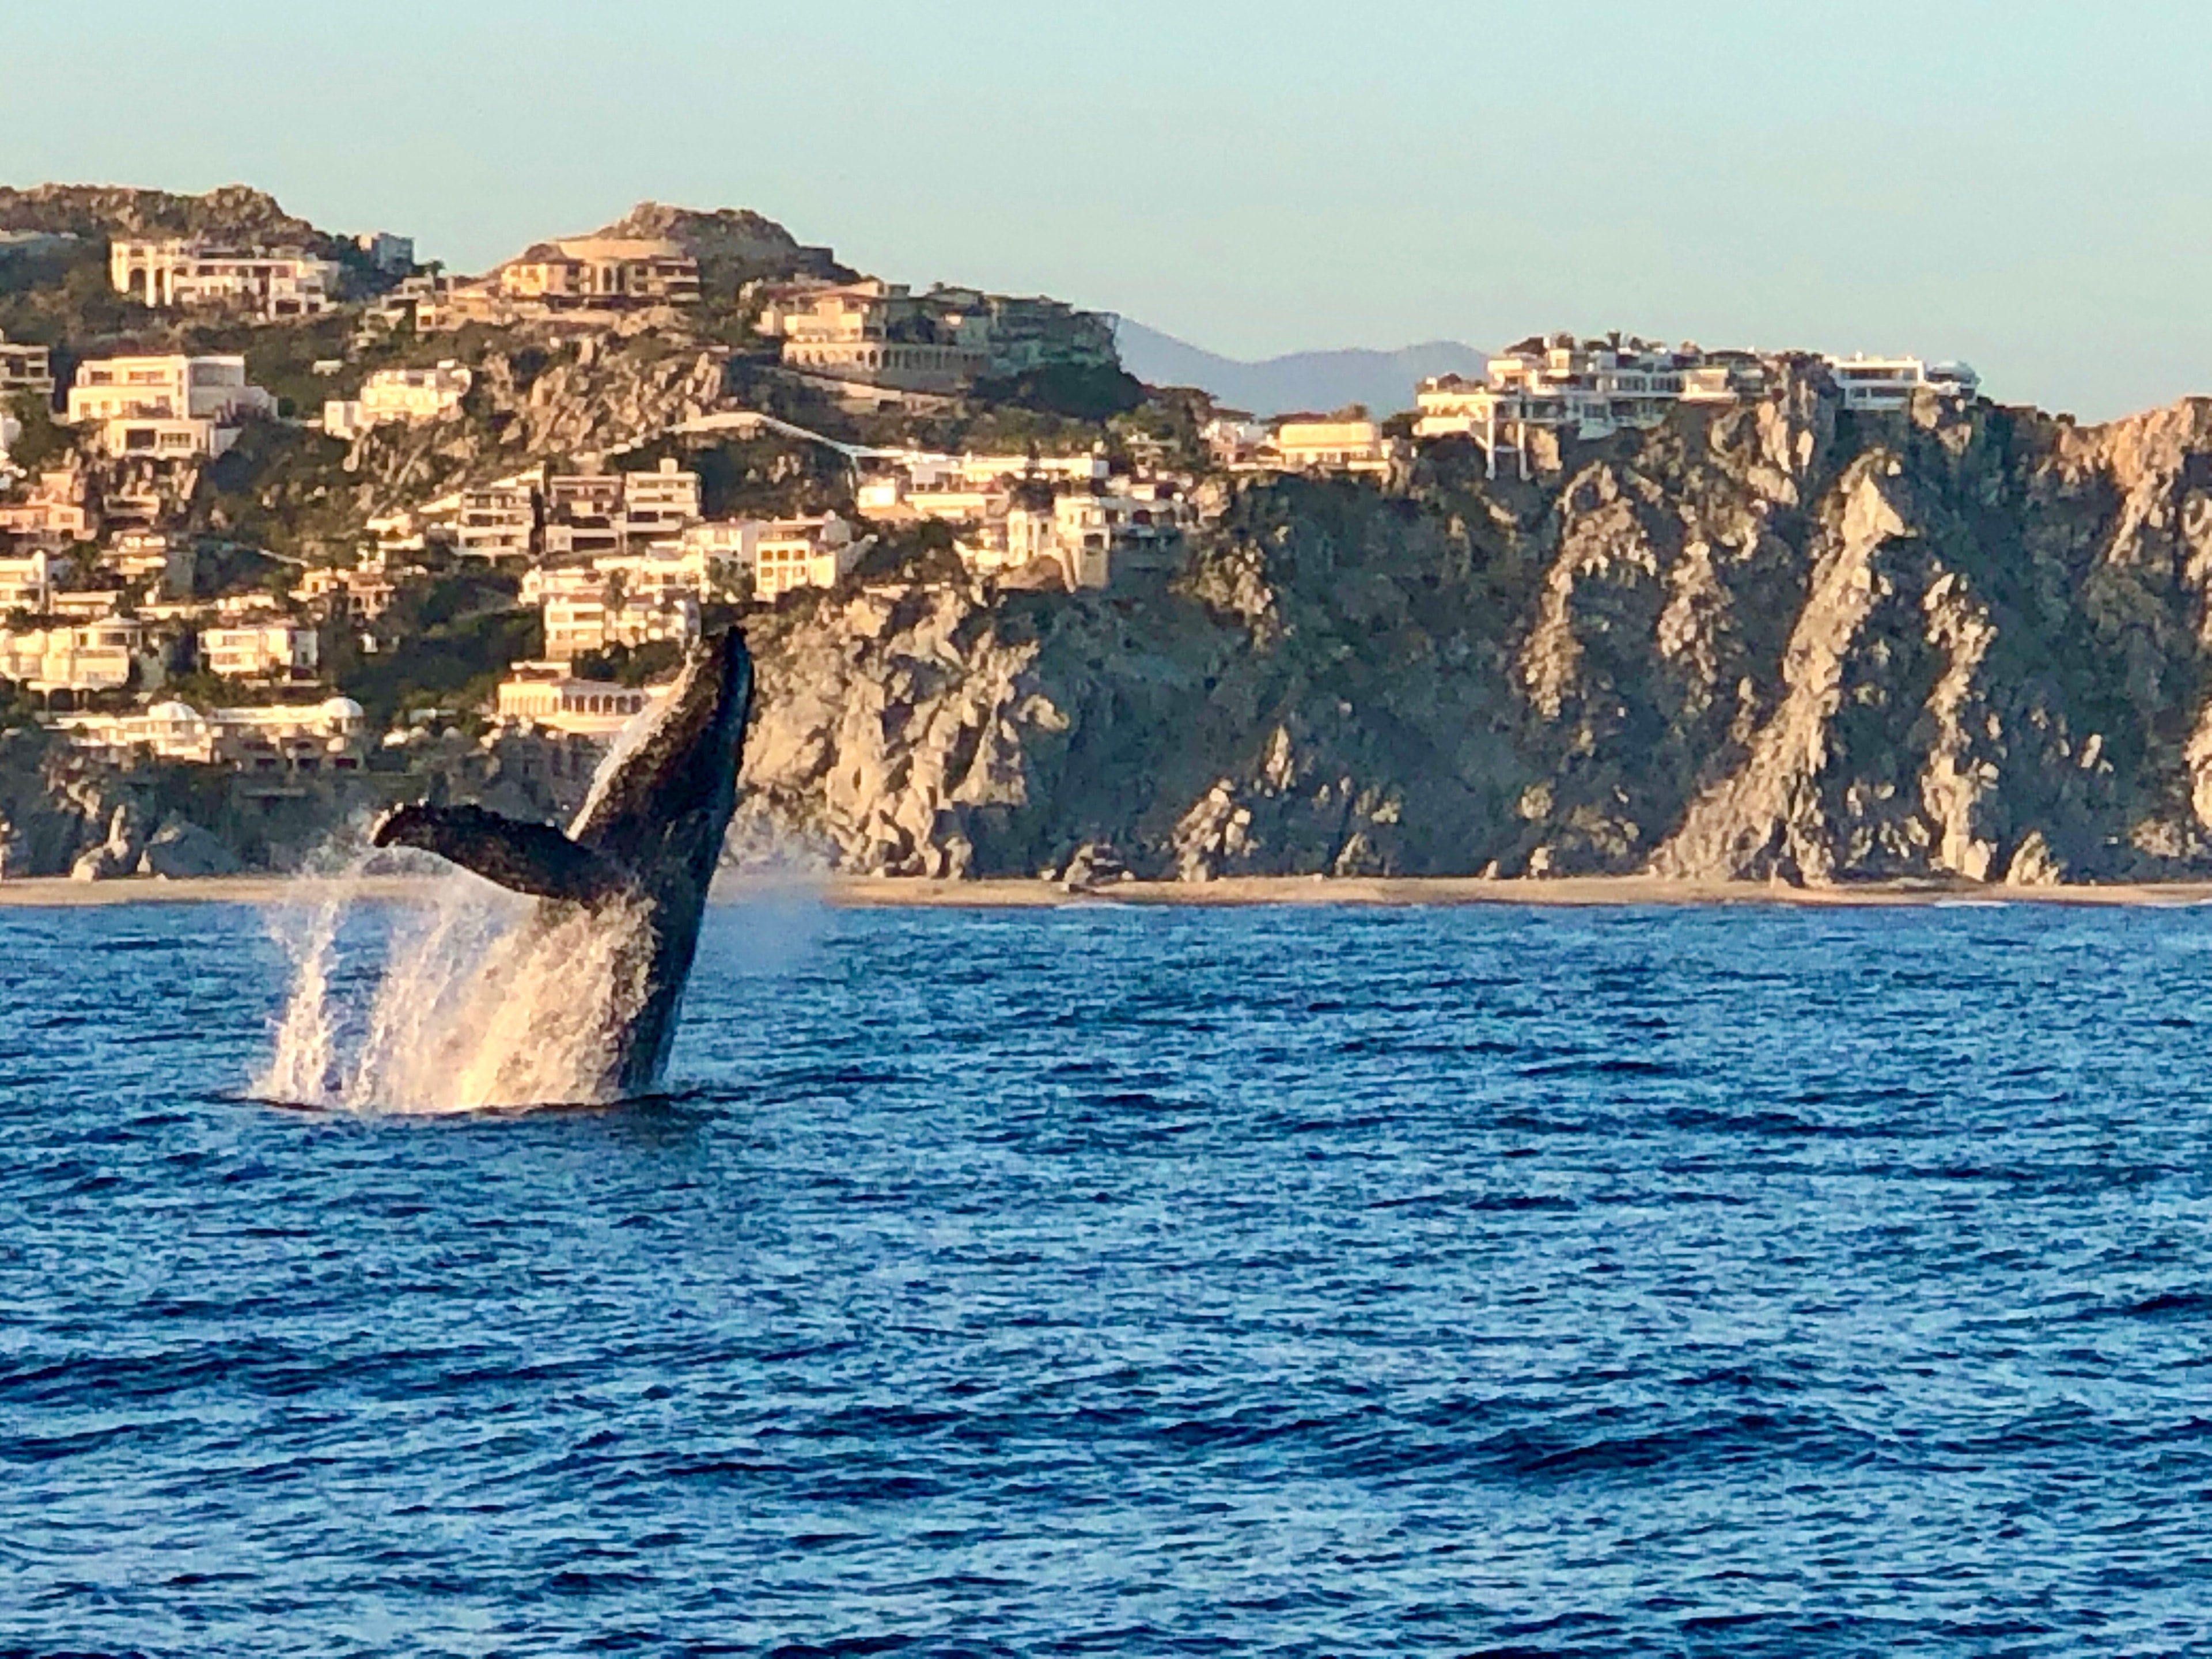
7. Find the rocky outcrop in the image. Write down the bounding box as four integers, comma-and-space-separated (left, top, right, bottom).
25, 372, 2212, 887
0, 183, 327, 248
0, 731, 145, 879
590, 202, 847, 288
725, 378, 2212, 884
338, 337, 733, 519
138, 817, 244, 878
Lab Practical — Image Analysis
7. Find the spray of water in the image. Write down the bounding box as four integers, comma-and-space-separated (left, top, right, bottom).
253, 710, 831, 1113
254, 849, 660, 1113
253, 697, 679, 1113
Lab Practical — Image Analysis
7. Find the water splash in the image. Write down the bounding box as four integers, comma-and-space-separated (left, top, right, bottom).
253, 692, 823, 1113
255, 863, 658, 1114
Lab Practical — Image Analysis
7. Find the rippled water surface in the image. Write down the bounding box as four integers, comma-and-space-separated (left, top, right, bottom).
8, 897, 2212, 1655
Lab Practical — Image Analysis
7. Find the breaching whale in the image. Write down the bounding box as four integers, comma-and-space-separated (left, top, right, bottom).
369, 626, 753, 1099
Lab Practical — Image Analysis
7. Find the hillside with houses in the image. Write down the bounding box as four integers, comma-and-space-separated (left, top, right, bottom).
17, 181, 2198, 888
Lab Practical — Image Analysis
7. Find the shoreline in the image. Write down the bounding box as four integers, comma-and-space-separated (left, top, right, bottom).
5, 872, 2212, 909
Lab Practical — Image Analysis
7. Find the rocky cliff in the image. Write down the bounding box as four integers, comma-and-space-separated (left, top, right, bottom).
0, 183, 329, 249
24, 370, 2212, 887
733, 376, 2212, 884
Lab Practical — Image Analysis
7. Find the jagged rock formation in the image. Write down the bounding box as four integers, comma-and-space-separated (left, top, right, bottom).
339, 336, 732, 514
731, 376, 2212, 884
0, 732, 144, 879
137, 817, 245, 879
24, 369, 2212, 886
589, 202, 847, 289
0, 183, 329, 249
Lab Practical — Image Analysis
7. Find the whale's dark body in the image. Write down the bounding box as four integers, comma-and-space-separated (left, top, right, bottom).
372, 628, 753, 1097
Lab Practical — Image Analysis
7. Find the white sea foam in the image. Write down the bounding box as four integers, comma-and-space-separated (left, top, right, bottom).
255, 684, 832, 1113
255, 852, 658, 1114
256, 705, 673, 1113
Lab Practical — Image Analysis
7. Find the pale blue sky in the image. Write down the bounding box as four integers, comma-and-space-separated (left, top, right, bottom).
5, 1, 2206, 417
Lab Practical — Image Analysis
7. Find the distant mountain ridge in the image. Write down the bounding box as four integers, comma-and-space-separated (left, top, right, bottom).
1115, 321, 1488, 416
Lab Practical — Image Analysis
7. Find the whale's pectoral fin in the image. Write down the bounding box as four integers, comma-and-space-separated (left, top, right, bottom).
371, 803, 634, 904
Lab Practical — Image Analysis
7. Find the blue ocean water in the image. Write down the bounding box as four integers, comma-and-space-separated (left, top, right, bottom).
6, 897, 2212, 1656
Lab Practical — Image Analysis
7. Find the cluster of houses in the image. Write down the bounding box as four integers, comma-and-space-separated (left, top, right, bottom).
752, 277, 1119, 407
855, 448, 1197, 589
107, 231, 412, 322
0, 538, 323, 701
1, 221, 1990, 774
1411, 335, 1980, 477
58, 696, 369, 774
1201, 416, 1407, 479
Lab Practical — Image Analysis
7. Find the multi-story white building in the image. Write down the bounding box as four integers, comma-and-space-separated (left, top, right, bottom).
202, 622, 319, 680
0, 331, 55, 398
66, 355, 278, 460
540, 589, 700, 662
593, 546, 718, 603
54, 696, 366, 771
495, 662, 669, 738
956, 487, 1194, 590
1267, 419, 1402, 476
763, 278, 989, 395
322, 360, 471, 441
49, 589, 125, 623
110, 238, 337, 320
753, 514, 865, 601
453, 479, 538, 559
1823, 354, 1981, 411
0, 618, 161, 693
620, 458, 703, 540
0, 550, 54, 615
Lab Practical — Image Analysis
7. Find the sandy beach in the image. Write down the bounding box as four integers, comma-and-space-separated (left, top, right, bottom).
7, 872, 2212, 909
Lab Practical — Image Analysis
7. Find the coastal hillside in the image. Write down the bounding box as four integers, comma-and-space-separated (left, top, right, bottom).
8, 179, 2211, 888
734, 377, 2212, 884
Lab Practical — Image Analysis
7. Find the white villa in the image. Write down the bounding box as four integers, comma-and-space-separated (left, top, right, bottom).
202, 623, 319, 680
763, 278, 988, 396
1415, 334, 1979, 477
1268, 419, 1401, 476
495, 662, 669, 738
51, 696, 367, 770
0, 618, 162, 694
453, 478, 539, 559
110, 238, 336, 320
620, 457, 704, 537
66, 355, 277, 460
1824, 354, 1982, 412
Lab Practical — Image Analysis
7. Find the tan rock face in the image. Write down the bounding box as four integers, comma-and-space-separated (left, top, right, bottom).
343, 339, 734, 512
724, 379, 2212, 884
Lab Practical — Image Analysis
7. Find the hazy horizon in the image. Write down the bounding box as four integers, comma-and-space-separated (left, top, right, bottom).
9, 1, 2210, 421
